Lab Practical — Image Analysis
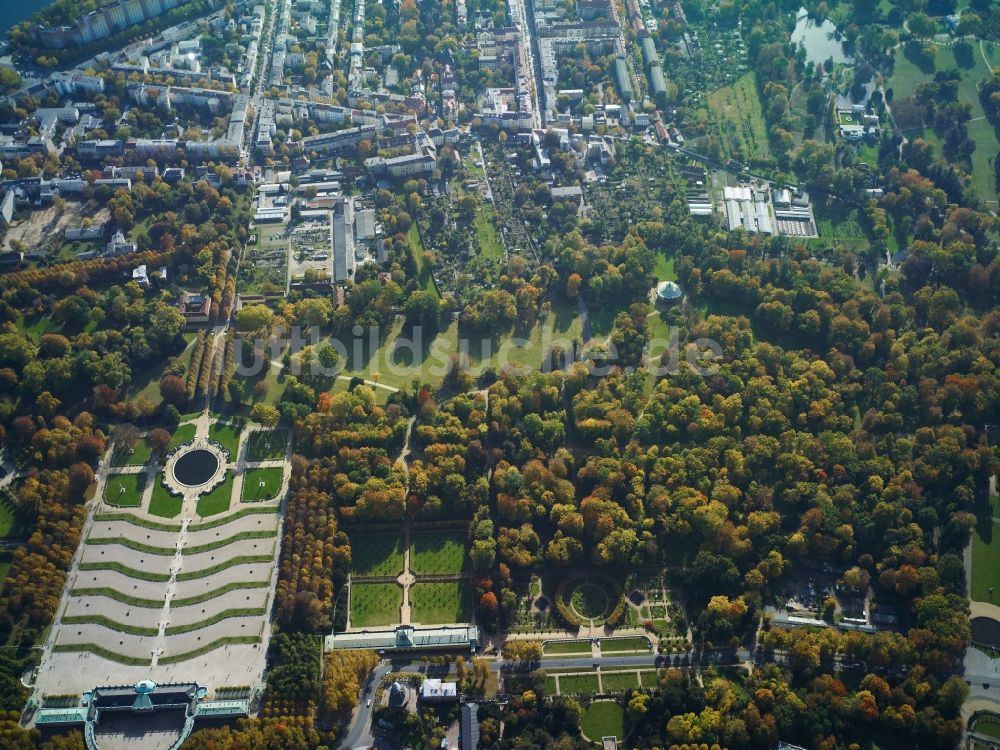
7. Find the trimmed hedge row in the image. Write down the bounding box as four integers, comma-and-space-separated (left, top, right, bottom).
158, 635, 260, 665
79, 561, 170, 582
52, 643, 149, 666
61, 615, 157, 637
553, 578, 582, 629
164, 607, 266, 635
176, 554, 273, 581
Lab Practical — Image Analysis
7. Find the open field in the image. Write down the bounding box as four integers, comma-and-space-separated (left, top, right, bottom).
581, 701, 626, 740
410, 581, 471, 625
705, 72, 773, 165
972, 518, 1000, 602
339, 298, 584, 390
410, 531, 465, 575
240, 467, 283, 503
350, 582, 402, 627
351, 533, 405, 577
890, 42, 1000, 206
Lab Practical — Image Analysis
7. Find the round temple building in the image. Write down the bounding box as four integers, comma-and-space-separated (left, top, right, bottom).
655, 280, 684, 307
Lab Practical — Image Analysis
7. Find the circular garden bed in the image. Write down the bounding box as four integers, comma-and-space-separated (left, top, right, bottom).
555, 575, 625, 628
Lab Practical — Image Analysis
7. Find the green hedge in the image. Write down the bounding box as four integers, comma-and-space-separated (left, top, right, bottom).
164, 607, 266, 635
94, 504, 278, 533
172, 580, 270, 607
71, 588, 162, 608
79, 561, 170, 582
158, 636, 260, 665
554, 578, 582, 629
184, 529, 276, 555
52, 643, 149, 666
61, 615, 157, 636
176, 555, 273, 581
86, 536, 175, 555
604, 580, 627, 628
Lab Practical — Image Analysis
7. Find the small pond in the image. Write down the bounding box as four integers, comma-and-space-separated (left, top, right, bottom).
172, 449, 219, 487
792, 7, 855, 66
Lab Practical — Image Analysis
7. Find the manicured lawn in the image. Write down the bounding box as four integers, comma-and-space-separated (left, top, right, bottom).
350, 582, 402, 627
410, 581, 471, 625
209, 421, 242, 457
243, 429, 288, 461
705, 71, 773, 165
653, 253, 676, 282
102, 473, 146, 508
972, 518, 1000, 603
196, 472, 234, 517
975, 715, 1000, 740
543, 640, 593, 656
559, 673, 600, 694
602, 671, 641, 692
240, 467, 283, 503
352, 533, 405, 577
111, 438, 152, 467
600, 636, 651, 654
581, 701, 626, 740
148, 476, 182, 519
339, 299, 583, 391
168, 424, 197, 450
410, 531, 465, 575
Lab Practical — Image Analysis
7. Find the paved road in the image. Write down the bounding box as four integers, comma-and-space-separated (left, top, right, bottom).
338, 662, 391, 750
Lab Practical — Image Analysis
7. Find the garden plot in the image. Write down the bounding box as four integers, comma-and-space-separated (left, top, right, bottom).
35, 494, 280, 696
179, 536, 277, 574
242, 225, 289, 293
168, 588, 270, 628
352, 533, 405, 577
410, 581, 472, 625
62, 595, 162, 630
705, 72, 773, 166
54, 623, 156, 661
73, 569, 169, 602
172, 564, 274, 599
410, 531, 466, 574
288, 218, 334, 281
